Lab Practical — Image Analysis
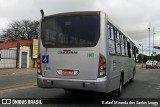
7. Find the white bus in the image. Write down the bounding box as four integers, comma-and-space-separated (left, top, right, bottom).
37, 11, 138, 96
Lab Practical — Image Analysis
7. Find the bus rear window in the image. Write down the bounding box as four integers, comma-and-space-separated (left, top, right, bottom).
41, 15, 100, 47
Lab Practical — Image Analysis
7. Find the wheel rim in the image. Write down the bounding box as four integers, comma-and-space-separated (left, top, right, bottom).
119, 82, 122, 93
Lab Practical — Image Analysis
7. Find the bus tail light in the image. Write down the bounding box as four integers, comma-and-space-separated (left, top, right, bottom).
100, 55, 105, 64
37, 57, 42, 75
37, 58, 41, 69
37, 59, 41, 63
37, 63, 41, 69
100, 65, 105, 71
98, 54, 106, 78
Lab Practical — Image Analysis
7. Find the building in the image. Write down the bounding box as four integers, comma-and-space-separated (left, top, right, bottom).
0, 40, 36, 68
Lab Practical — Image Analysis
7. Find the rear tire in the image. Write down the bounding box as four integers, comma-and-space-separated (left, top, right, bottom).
130, 78, 133, 82
116, 75, 123, 97
130, 69, 135, 83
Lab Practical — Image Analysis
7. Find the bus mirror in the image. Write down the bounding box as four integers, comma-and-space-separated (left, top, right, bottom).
40, 9, 45, 19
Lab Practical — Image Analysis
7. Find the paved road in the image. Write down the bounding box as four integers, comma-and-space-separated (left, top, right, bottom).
0, 68, 36, 89
0, 66, 160, 107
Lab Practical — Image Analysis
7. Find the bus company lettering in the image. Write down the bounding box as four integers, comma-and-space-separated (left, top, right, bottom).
58, 50, 78, 54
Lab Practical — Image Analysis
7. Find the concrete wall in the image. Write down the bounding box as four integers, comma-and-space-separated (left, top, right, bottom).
0, 46, 35, 69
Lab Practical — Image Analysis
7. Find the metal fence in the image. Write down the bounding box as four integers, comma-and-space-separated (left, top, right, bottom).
0, 49, 17, 68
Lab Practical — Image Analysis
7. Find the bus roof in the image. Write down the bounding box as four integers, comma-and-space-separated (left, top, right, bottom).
41, 11, 138, 47
43, 11, 101, 19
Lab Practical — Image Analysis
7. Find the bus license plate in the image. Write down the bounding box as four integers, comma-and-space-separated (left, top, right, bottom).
62, 70, 74, 75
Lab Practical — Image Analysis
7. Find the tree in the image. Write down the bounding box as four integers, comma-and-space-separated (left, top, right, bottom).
137, 54, 150, 63
154, 46, 160, 49
154, 54, 160, 61
137, 53, 160, 63
1, 20, 39, 41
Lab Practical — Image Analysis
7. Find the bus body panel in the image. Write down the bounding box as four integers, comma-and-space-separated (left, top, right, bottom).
37, 75, 109, 93
40, 46, 99, 80
108, 55, 129, 91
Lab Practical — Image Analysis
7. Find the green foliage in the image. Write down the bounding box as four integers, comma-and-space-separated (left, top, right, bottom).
137, 54, 160, 63
154, 46, 160, 49
154, 54, 160, 61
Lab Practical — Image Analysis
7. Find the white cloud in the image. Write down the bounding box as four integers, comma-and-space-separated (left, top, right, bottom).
0, 17, 11, 31
0, 0, 18, 8
0, 0, 160, 52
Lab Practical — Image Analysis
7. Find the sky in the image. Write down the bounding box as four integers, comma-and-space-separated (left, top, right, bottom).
0, 0, 160, 55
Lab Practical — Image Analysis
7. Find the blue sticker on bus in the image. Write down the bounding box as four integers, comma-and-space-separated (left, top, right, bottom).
42, 55, 49, 64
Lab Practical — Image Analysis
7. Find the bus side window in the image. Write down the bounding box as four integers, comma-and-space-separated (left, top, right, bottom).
134, 46, 137, 61
120, 34, 124, 55
115, 30, 121, 55
127, 41, 131, 58
108, 25, 116, 54
130, 43, 133, 57
114, 29, 117, 42
132, 44, 135, 58
108, 25, 111, 39
111, 26, 114, 40
113, 28, 117, 54
124, 37, 127, 56
117, 31, 120, 43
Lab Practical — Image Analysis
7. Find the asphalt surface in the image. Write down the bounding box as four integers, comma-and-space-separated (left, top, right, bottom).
0, 65, 160, 107
0, 68, 36, 89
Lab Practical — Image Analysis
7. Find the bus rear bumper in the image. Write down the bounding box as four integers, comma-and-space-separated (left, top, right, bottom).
37, 75, 109, 93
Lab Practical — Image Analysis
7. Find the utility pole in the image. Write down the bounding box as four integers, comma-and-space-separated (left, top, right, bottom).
148, 24, 150, 59
152, 27, 155, 61
16, 42, 20, 68
139, 44, 143, 68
